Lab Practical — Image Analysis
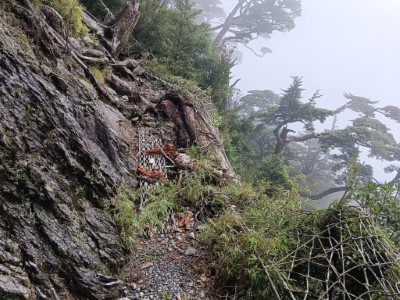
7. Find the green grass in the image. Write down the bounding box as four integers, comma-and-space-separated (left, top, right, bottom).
112, 182, 178, 248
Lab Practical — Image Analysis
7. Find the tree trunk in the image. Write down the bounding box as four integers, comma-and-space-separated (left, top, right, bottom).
156, 93, 235, 178
273, 127, 294, 155
104, 0, 140, 58
211, 0, 245, 48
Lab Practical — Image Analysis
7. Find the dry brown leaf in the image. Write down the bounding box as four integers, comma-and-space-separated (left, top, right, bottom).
141, 262, 153, 269
178, 211, 193, 227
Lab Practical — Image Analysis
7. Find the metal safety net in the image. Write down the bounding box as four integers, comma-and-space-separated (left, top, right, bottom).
138, 128, 167, 206
271, 206, 400, 300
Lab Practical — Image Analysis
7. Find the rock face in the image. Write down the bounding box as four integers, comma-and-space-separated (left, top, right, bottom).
0, 10, 133, 300
0, 2, 232, 299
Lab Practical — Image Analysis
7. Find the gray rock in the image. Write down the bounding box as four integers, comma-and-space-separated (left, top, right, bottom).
0, 274, 31, 299
82, 48, 106, 58
133, 66, 145, 76
184, 247, 197, 256
0, 5, 224, 300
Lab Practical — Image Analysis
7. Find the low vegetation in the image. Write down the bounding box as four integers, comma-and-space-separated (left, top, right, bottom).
27, 0, 397, 297
112, 182, 178, 248
111, 143, 400, 298
203, 187, 400, 298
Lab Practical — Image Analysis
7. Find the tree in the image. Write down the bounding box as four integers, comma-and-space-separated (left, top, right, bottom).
194, 0, 226, 23
294, 94, 400, 200
104, 0, 140, 57
318, 94, 400, 184
209, 0, 302, 49
135, 0, 231, 107
287, 139, 338, 194
239, 89, 280, 115
259, 77, 334, 155
233, 81, 400, 200
82, 0, 140, 58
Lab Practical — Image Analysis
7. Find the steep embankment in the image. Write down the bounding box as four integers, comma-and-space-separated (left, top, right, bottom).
0, 2, 231, 299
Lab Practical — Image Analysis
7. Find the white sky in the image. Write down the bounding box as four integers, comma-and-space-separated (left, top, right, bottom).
231, 0, 400, 181
233, 0, 400, 108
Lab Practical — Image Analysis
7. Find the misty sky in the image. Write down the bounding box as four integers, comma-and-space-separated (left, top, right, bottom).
231, 0, 400, 181
233, 0, 400, 109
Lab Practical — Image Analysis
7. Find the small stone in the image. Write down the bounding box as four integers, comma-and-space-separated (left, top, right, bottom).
139, 291, 144, 298
129, 282, 137, 290
144, 121, 157, 128
184, 247, 197, 256
200, 291, 206, 298
133, 66, 145, 76
83, 36, 94, 45
188, 232, 195, 239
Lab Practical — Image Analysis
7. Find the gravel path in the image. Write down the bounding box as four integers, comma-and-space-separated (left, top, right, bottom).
119, 214, 214, 300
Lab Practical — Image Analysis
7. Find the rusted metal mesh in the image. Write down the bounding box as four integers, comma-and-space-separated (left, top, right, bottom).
270, 206, 400, 299
138, 128, 166, 206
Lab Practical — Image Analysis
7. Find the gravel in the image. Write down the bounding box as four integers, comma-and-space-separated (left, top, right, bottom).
120, 232, 211, 300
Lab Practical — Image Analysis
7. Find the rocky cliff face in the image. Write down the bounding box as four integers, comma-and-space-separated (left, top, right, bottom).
0, 2, 232, 299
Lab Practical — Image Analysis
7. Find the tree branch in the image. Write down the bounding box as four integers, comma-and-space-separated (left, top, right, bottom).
286, 132, 323, 143
301, 186, 347, 200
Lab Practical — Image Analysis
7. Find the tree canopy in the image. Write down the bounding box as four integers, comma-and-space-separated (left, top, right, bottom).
259, 77, 334, 155
209, 0, 302, 50
223, 79, 400, 200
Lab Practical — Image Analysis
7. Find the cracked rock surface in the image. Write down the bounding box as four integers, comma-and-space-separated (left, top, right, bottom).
0, 2, 229, 298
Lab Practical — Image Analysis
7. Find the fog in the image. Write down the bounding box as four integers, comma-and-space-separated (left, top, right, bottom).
233, 0, 400, 107
230, 0, 400, 181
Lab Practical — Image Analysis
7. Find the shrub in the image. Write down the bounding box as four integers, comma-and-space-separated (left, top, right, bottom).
246, 155, 296, 195
348, 181, 400, 241
203, 185, 400, 299
135, 0, 231, 108
202, 187, 303, 299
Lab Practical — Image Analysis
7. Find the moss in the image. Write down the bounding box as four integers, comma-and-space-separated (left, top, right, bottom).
11, 27, 30, 48
89, 66, 109, 84
33, 0, 88, 36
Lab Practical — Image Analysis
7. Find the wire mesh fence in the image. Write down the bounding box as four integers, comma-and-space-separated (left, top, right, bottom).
270, 206, 400, 299
138, 128, 166, 207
